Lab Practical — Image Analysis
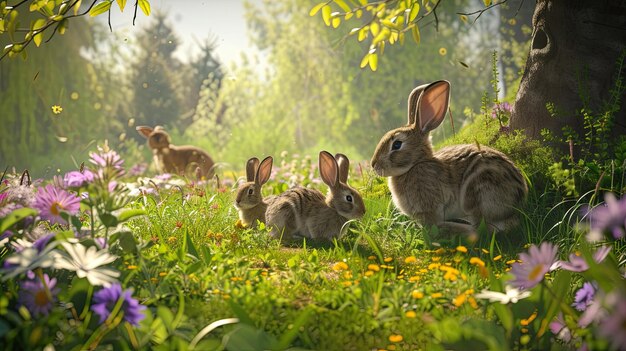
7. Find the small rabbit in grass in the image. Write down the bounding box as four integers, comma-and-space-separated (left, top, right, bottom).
370, 80, 527, 236
136, 126, 215, 179
266, 151, 366, 242
235, 156, 275, 228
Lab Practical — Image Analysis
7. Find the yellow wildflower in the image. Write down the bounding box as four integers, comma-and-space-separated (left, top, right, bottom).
368, 264, 381, 272
453, 293, 467, 307
469, 257, 485, 267
411, 290, 424, 299
521, 310, 538, 326
384, 257, 393, 263
333, 261, 349, 271
51, 105, 63, 114
430, 292, 443, 299
405, 310, 417, 318
368, 255, 377, 260
388, 334, 403, 343
364, 270, 375, 277
468, 296, 479, 309
127, 265, 138, 270
439, 47, 447, 56
456, 245, 468, 253
493, 255, 502, 261
434, 248, 445, 255
405, 256, 417, 264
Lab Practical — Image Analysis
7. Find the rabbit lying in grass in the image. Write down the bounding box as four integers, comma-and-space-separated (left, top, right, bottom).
266, 151, 366, 242
136, 126, 214, 179
370, 80, 527, 236
235, 156, 275, 228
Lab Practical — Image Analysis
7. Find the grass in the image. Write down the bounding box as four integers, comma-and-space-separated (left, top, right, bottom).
122, 169, 543, 351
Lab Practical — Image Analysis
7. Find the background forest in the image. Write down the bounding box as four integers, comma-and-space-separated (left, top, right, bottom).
0, 0, 533, 178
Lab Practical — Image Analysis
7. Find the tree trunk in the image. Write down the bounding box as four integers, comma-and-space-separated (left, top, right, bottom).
511, 0, 626, 151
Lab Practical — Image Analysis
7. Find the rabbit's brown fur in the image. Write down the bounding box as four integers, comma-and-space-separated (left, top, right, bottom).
371, 80, 527, 235
137, 126, 214, 179
266, 151, 366, 242
235, 156, 275, 228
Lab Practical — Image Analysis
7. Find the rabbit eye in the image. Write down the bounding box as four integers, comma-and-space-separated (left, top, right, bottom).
391, 140, 402, 151
248, 189, 254, 195
346, 195, 353, 203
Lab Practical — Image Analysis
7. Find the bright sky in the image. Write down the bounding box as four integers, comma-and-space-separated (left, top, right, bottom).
103, 0, 260, 67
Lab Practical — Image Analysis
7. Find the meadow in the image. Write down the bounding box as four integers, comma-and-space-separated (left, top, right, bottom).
1, 136, 625, 350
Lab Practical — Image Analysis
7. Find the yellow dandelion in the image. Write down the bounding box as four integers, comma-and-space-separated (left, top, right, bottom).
404, 256, 417, 264
481, 248, 490, 254
411, 290, 424, 299
127, 265, 138, 270
469, 257, 485, 267
70, 92, 79, 100
456, 245, 468, 253
434, 248, 446, 255
159, 272, 167, 277
409, 275, 420, 282
444, 272, 458, 281
419, 269, 428, 274
428, 263, 441, 270
439, 47, 447, 56
493, 255, 502, 261
405, 310, 417, 318
234, 219, 246, 229
368, 264, 381, 272
453, 293, 467, 307
431, 256, 441, 262
343, 271, 353, 279
167, 236, 177, 244
387, 345, 397, 351
368, 255, 377, 260
464, 289, 474, 295
341, 281, 353, 287
333, 261, 349, 271
364, 270, 375, 277
51, 105, 63, 114
468, 296, 479, 309
388, 334, 403, 343
506, 259, 517, 265
384, 257, 393, 263
150, 277, 158, 283
430, 292, 443, 299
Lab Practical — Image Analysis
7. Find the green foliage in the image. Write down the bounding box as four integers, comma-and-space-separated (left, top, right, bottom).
542, 50, 626, 199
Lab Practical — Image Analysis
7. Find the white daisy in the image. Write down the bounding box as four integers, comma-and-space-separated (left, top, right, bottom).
56, 242, 120, 287
474, 285, 532, 304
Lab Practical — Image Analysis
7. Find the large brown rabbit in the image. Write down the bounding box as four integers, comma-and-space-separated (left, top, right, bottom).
370, 80, 527, 235
136, 126, 214, 179
265, 151, 366, 242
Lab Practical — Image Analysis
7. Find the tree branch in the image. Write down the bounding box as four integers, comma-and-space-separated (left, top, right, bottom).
457, 0, 510, 24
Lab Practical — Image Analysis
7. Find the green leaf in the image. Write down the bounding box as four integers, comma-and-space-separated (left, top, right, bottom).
115, 231, 138, 254
411, 24, 421, 44
138, 0, 151, 16
116, 0, 127, 12
0, 207, 37, 233
224, 324, 278, 351
309, 2, 325, 17
116, 208, 146, 223
99, 212, 118, 227
321, 4, 331, 26
368, 52, 378, 71
185, 231, 199, 258
89, 1, 111, 17
33, 32, 43, 47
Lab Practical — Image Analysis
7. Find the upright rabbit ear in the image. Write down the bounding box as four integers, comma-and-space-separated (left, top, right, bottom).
319, 151, 338, 188
407, 84, 428, 126
246, 157, 260, 182
417, 80, 450, 133
335, 153, 349, 184
136, 126, 153, 138
256, 156, 273, 185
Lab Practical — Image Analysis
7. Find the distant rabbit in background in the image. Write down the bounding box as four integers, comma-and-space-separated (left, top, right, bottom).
265, 151, 366, 242
370, 80, 527, 236
136, 126, 215, 179
235, 156, 275, 228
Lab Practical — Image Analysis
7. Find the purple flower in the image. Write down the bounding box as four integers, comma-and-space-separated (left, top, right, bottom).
560, 246, 611, 272
598, 295, 626, 350
0, 192, 8, 204
154, 173, 172, 181
491, 102, 512, 119
91, 283, 146, 326
64, 170, 94, 188
19, 272, 60, 316
89, 149, 124, 170
129, 163, 148, 176
583, 193, 626, 241
5, 185, 35, 207
549, 313, 571, 342
33, 184, 81, 225
573, 282, 597, 311
509, 242, 559, 290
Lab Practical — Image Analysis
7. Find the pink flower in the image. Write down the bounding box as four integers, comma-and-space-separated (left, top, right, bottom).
33, 185, 81, 225
509, 242, 559, 290
598, 294, 626, 350
583, 193, 626, 241
559, 246, 611, 272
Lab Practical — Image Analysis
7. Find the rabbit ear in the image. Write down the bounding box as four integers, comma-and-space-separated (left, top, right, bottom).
136, 126, 153, 138
246, 157, 260, 182
319, 151, 339, 188
407, 84, 428, 125
417, 80, 450, 133
256, 156, 273, 185
335, 153, 349, 184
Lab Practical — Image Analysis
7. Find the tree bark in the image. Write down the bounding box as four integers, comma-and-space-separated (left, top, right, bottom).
511, 0, 626, 150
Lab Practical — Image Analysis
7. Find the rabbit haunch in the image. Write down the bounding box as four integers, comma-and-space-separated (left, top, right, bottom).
136, 126, 215, 179
370, 80, 527, 235
265, 151, 366, 242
